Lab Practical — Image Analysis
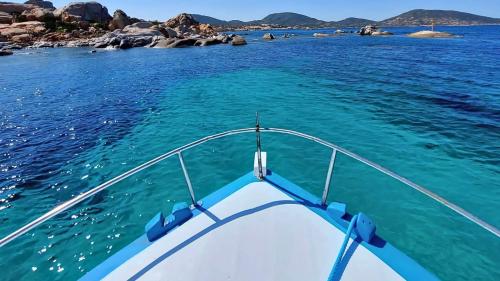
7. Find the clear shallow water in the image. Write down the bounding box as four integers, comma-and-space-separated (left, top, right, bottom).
0, 26, 499, 280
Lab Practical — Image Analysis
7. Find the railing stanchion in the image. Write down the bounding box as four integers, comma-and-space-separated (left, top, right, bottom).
178, 151, 197, 206
322, 149, 337, 206
256, 113, 264, 180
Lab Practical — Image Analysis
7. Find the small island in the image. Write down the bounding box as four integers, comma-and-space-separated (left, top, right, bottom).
407, 30, 455, 38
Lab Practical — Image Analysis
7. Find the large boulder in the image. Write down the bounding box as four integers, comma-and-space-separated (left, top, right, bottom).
166, 37, 196, 48
0, 2, 33, 14
118, 38, 130, 49
24, 0, 54, 9
10, 21, 46, 33
11, 33, 31, 43
196, 23, 215, 36
21, 7, 54, 21
0, 11, 12, 24
160, 27, 177, 38
126, 21, 152, 29
231, 35, 246, 46
165, 13, 198, 29
152, 38, 175, 48
40, 31, 67, 41
57, 2, 111, 24
0, 27, 26, 37
165, 13, 198, 35
108, 9, 129, 31
121, 22, 162, 37
0, 21, 45, 42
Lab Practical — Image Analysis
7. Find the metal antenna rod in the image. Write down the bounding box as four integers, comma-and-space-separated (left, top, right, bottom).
256, 113, 264, 180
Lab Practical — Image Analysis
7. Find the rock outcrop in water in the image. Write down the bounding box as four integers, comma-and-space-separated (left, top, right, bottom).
231, 35, 246, 45
359, 25, 393, 36
0, 1, 247, 54
262, 32, 274, 40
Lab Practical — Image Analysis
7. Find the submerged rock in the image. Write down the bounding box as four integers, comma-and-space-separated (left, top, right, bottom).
407, 30, 455, 38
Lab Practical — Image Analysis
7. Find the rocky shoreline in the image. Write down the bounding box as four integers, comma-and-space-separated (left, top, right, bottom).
0, 1, 248, 55
0, 1, 460, 56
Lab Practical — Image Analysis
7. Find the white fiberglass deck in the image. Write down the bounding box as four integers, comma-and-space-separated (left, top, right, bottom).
103, 181, 403, 281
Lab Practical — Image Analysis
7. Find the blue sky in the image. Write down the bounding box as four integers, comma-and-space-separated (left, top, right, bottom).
40, 0, 500, 21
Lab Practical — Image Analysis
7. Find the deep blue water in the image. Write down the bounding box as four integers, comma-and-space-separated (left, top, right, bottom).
0, 26, 499, 280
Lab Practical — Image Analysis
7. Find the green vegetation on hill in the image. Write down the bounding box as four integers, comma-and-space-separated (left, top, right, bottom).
258, 12, 325, 26
335, 17, 376, 27
380, 9, 500, 26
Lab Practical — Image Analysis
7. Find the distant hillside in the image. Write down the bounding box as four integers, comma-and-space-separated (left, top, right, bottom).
380, 9, 500, 26
191, 9, 499, 28
192, 14, 228, 26
258, 12, 325, 26
192, 12, 329, 27
335, 17, 376, 27
191, 14, 245, 26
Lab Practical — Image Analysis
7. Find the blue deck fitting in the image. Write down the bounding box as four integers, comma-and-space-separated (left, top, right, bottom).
145, 212, 167, 242
327, 202, 347, 219
355, 212, 376, 243
165, 202, 193, 232
145, 203, 194, 241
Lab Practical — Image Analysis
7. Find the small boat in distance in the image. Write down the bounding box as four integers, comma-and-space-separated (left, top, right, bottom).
1, 115, 498, 280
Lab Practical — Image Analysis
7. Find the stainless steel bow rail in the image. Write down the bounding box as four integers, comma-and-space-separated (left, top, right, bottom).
1, 127, 499, 247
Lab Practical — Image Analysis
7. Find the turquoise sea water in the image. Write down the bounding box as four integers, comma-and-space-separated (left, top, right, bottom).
0, 26, 499, 280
